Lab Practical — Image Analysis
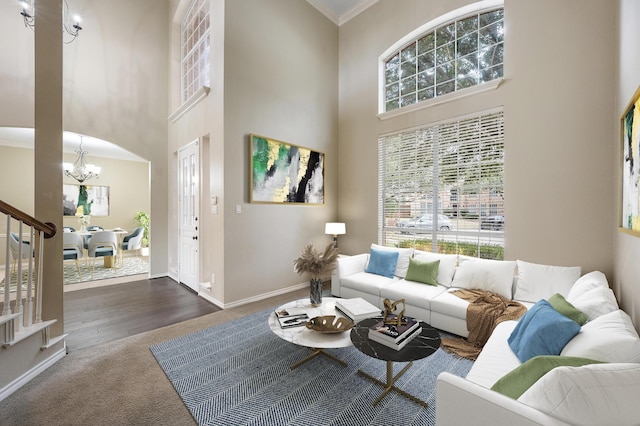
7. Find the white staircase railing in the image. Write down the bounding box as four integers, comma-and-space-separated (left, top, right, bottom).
0, 199, 58, 348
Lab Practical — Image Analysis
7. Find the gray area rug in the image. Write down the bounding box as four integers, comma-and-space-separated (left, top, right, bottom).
150, 308, 473, 426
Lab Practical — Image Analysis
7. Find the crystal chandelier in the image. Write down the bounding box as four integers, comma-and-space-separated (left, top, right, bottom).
63, 136, 101, 183
19, 0, 84, 44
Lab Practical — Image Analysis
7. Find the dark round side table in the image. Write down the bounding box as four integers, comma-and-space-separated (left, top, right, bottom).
350, 317, 441, 407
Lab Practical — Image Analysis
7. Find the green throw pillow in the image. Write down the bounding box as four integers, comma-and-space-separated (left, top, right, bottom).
491, 355, 604, 399
405, 258, 439, 286
548, 293, 588, 325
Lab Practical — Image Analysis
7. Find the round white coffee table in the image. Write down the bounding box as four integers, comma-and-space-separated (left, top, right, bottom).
269, 297, 353, 369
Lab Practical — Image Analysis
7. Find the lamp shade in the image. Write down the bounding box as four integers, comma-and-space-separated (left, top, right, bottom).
325, 222, 346, 235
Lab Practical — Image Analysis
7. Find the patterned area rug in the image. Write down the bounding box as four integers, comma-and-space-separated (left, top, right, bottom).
150, 308, 473, 426
63, 255, 149, 285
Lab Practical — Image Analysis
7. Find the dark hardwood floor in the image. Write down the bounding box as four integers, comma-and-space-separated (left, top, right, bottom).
64, 277, 220, 352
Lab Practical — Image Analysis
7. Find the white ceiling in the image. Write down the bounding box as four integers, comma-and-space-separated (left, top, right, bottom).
0, 1, 378, 159
306, 0, 378, 26
0, 127, 146, 162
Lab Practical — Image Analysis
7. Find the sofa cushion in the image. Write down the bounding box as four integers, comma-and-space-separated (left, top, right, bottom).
341, 271, 397, 296
561, 309, 640, 363
379, 279, 448, 312
514, 260, 581, 303
365, 247, 398, 278
568, 285, 618, 321
490, 355, 604, 399
370, 244, 414, 278
567, 270, 609, 301
465, 320, 522, 388
405, 257, 439, 286
451, 258, 516, 299
518, 363, 640, 426
547, 293, 588, 325
430, 288, 470, 321
413, 251, 458, 286
508, 300, 581, 363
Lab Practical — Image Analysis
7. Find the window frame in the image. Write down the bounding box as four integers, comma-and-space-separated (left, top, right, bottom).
378, 0, 504, 117
181, 0, 211, 104
378, 108, 505, 259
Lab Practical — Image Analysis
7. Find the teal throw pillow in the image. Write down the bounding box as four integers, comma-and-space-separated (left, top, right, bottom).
365, 247, 399, 278
491, 355, 605, 399
508, 300, 581, 363
405, 257, 440, 286
548, 293, 588, 325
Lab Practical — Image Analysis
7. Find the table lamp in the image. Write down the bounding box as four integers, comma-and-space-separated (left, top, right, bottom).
325, 222, 346, 249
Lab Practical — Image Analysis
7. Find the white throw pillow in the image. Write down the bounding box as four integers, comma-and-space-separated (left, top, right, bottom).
514, 260, 581, 303
560, 309, 640, 363
518, 363, 640, 426
567, 270, 609, 302
450, 258, 516, 299
370, 244, 414, 278
413, 251, 458, 286
568, 285, 619, 321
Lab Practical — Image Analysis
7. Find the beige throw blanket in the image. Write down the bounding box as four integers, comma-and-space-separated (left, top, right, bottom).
441, 289, 526, 360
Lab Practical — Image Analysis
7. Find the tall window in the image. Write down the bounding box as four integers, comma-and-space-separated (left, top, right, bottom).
379, 109, 504, 259
383, 7, 503, 112
181, 0, 210, 102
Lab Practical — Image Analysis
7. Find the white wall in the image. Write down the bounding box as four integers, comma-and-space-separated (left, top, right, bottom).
338, 1, 615, 274
167, 0, 339, 305
614, 0, 640, 328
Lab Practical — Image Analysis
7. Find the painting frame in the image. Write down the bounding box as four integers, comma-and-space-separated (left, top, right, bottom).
63, 184, 110, 217
249, 134, 325, 205
620, 84, 640, 237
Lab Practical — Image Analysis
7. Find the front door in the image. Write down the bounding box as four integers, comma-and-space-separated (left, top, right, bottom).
178, 141, 199, 292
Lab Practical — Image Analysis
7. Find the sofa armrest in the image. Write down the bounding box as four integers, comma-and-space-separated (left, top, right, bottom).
435, 373, 570, 426
331, 254, 368, 297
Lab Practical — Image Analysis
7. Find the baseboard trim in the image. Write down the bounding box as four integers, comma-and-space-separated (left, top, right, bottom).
214, 282, 309, 310
0, 344, 66, 402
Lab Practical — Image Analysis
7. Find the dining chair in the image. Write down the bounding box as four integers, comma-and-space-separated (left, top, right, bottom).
121, 226, 144, 265
87, 231, 118, 278
63, 231, 84, 277
9, 232, 33, 274
63, 226, 76, 232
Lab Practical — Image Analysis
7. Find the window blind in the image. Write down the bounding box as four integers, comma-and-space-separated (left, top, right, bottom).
378, 109, 505, 259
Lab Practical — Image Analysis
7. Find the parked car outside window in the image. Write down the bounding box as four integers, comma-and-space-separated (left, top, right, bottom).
481, 215, 504, 230
398, 214, 452, 231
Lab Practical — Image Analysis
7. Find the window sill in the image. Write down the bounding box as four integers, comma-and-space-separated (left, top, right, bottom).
168, 86, 210, 123
377, 78, 504, 121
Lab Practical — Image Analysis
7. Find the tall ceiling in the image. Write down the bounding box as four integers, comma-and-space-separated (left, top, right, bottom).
0, 1, 380, 160
306, 0, 378, 26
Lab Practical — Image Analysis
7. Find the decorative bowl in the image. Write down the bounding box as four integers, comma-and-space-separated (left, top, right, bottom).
305, 315, 354, 333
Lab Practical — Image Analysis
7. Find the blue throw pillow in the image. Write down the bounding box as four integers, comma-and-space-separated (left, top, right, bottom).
508, 300, 581, 363
365, 247, 399, 278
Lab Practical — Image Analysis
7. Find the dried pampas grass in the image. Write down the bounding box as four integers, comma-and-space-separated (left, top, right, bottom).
293, 243, 339, 278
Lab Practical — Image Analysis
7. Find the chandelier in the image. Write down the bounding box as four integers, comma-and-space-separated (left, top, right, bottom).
19, 0, 84, 44
63, 136, 101, 183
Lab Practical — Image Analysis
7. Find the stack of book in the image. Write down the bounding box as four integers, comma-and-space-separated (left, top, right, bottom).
368, 315, 422, 351
335, 297, 381, 323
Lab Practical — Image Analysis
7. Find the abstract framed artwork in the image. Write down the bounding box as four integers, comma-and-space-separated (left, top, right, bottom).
63, 184, 110, 216
249, 134, 325, 204
621, 85, 640, 236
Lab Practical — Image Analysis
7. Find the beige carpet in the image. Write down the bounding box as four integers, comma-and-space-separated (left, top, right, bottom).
1, 287, 310, 426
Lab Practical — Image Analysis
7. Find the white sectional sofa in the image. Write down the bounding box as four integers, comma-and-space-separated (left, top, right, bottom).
332, 245, 640, 426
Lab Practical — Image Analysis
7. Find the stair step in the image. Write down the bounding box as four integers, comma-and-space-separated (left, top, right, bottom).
42, 333, 67, 350
2, 319, 58, 348
0, 312, 22, 326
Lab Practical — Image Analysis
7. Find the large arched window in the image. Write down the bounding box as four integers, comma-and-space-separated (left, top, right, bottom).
181, 0, 210, 102
381, 3, 503, 113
